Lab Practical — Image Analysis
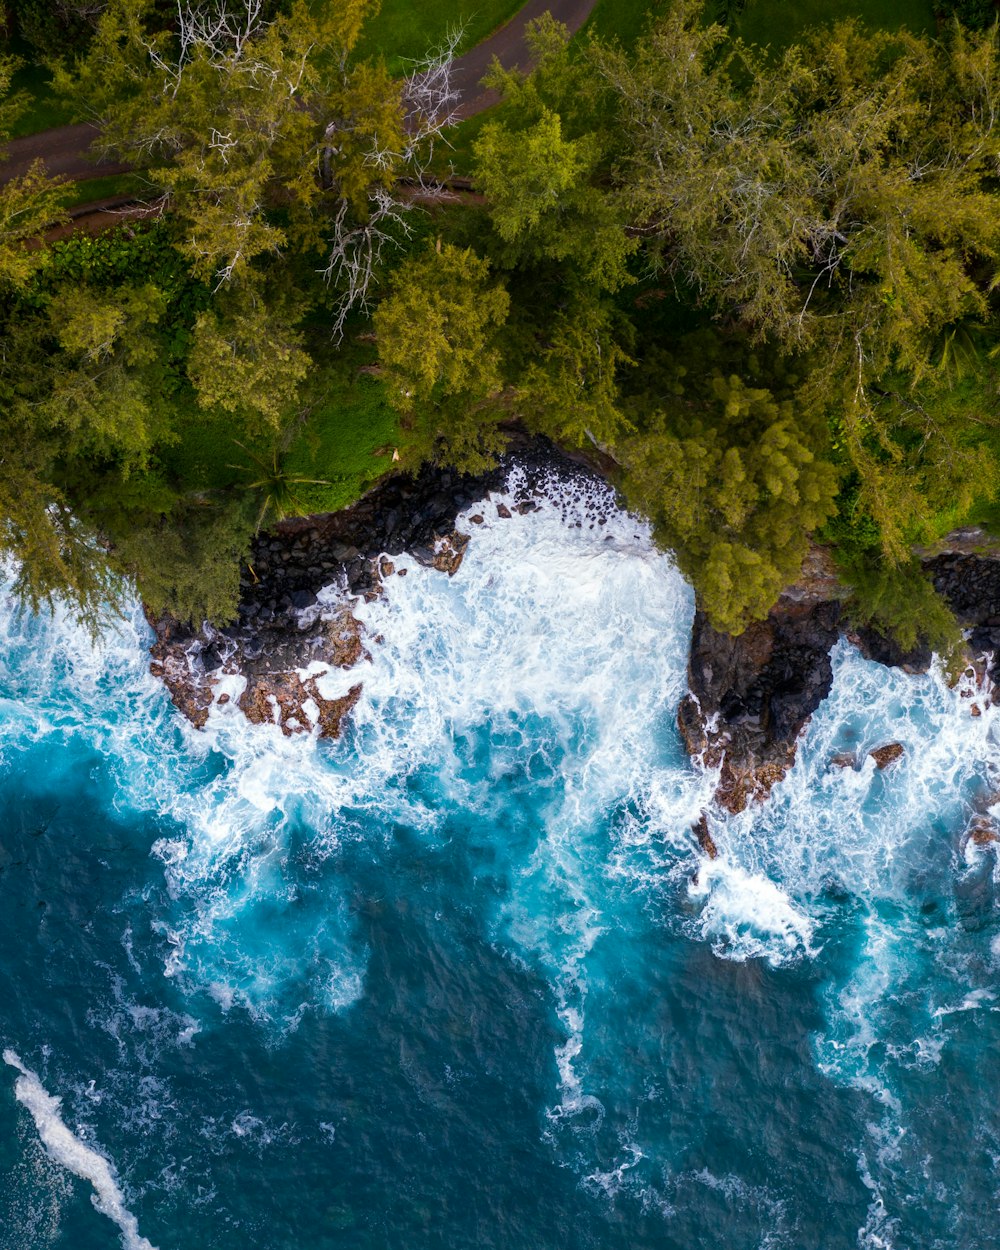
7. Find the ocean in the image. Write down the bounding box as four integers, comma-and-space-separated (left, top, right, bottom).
1, 468, 998, 1250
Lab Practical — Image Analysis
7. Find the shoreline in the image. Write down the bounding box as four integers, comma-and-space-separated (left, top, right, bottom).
147, 437, 1000, 819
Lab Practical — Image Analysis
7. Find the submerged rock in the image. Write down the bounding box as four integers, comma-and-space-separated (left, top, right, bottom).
963, 813, 1000, 850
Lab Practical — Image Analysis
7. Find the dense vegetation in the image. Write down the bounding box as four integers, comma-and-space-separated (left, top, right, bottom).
2, 0, 1000, 648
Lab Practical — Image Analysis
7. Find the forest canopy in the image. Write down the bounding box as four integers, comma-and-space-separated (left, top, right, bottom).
2, 0, 1000, 641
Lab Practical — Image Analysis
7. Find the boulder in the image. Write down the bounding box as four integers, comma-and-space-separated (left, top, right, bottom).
869, 742, 905, 770
692, 813, 718, 859
434, 530, 470, 576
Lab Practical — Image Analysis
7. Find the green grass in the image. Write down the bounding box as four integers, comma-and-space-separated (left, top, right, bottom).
4, 35, 74, 137
160, 330, 401, 517
281, 362, 402, 515
354, 0, 525, 74
580, 0, 934, 50
581, 0, 669, 47
736, 0, 936, 48
58, 173, 149, 211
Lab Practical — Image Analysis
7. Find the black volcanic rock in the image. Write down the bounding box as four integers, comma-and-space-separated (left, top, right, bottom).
677, 599, 842, 812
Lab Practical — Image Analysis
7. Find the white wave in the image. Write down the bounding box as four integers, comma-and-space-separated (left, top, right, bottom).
3, 1049, 157, 1250
6, 462, 1000, 1238
689, 856, 816, 965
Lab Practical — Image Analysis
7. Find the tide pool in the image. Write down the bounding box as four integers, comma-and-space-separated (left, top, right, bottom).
1, 469, 998, 1250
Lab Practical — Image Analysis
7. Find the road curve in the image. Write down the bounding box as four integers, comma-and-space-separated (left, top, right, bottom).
0, 0, 600, 192
450, 0, 598, 118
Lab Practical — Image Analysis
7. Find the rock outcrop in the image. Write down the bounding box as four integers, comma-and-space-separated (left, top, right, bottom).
869, 742, 905, 770
146, 436, 1000, 799
677, 596, 842, 813
147, 439, 604, 739
678, 535, 1000, 814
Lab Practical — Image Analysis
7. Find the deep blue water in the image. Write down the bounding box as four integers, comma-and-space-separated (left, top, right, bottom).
1, 473, 999, 1250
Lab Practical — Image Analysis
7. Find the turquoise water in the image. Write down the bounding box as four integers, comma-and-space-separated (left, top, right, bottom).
1, 471, 999, 1250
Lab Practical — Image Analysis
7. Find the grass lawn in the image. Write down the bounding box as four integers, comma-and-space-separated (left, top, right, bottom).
736, 0, 936, 48
161, 329, 401, 518
354, 0, 525, 73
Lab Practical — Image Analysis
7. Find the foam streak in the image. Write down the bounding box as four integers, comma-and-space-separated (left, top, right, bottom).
3, 1049, 158, 1250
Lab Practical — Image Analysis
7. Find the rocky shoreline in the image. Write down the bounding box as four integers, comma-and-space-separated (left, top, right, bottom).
147, 440, 1000, 831
679, 533, 1000, 817
148, 438, 602, 739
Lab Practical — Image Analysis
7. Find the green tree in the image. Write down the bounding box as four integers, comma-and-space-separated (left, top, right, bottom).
601, 3, 1000, 565
187, 275, 311, 428
516, 291, 633, 452
374, 241, 510, 473
619, 332, 840, 633
471, 16, 635, 292
0, 54, 67, 286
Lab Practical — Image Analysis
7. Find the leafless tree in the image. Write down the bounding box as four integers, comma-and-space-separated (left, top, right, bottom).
321, 27, 464, 339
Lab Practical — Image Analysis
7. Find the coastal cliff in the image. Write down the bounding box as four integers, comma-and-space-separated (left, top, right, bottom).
146, 441, 598, 739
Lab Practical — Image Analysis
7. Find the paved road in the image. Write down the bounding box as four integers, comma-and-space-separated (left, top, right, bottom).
451, 0, 598, 118
1, 122, 129, 187
0, 0, 599, 190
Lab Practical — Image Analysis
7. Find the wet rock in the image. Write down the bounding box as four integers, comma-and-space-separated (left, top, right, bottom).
848, 627, 932, 675
692, 813, 718, 859
830, 752, 858, 770
147, 616, 215, 730
147, 437, 605, 738
430, 530, 470, 577
287, 587, 315, 612
238, 672, 362, 739
963, 813, 999, 849
469, 514, 484, 525
869, 742, 905, 770
497, 503, 512, 519
677, 599, 841, 813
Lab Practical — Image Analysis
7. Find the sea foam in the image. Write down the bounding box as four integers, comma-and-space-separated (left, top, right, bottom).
3, 1049, 157, 1250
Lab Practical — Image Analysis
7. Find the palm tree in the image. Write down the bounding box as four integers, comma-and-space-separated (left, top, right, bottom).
228, 441, 330, 533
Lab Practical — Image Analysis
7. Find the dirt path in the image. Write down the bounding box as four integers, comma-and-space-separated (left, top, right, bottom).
0, 0, 599, 217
